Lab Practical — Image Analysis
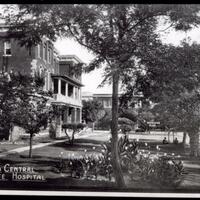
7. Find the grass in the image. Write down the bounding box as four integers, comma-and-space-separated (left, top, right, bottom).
0, 140, 28, 153
0, 132, 199, 192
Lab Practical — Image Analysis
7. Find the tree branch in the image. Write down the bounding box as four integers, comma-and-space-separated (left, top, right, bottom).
67, 24, 113, 68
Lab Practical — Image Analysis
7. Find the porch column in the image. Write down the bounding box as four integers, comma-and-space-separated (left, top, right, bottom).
73, 87, 76, 99
80, 108, 82, 123
67, 107, 72, 123
78, 88, 81, 100
76, 108, 81, 123
74, 108, 77, 123
58, 78, 61, 95
71, 108, 76, 123
65, 82, 68, 96
63, 107, 68, 124
71, 108, 75, 123
79, 88, 82, 100
55, 106, 62, 138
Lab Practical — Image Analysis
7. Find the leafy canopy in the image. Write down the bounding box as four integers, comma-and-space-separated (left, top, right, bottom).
82, 99, 105, 123
0, 72, 52, 134
4, 4, 200, 86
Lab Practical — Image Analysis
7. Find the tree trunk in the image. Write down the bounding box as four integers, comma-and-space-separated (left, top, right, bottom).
92, 122, 95, 132
111, 72, 125, 188
71, 130, 75, 145
167, 131, 170, 143
29, 133, 33, 158
182, 132, 187, 147
188, 131, 200, 157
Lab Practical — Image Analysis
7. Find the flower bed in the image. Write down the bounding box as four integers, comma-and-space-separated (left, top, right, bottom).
56, 136, 185, 188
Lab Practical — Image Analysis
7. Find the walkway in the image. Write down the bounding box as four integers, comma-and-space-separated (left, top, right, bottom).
180, 160, 200, 189
0, 138, 68, 158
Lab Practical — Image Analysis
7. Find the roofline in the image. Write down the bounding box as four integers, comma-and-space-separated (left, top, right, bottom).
92, 93, 143, 97
59, 55, 84, 64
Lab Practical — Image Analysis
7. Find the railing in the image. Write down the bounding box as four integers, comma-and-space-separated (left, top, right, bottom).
53, 93, 82, 107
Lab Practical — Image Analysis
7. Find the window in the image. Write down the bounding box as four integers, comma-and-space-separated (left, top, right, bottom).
104, 99, 111, 108
59, 63, 70, 76
4, 41, 11, 56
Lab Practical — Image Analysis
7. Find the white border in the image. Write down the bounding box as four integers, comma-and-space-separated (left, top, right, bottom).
0, 190, 199, 197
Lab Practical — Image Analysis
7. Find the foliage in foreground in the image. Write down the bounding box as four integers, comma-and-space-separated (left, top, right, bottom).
57, 136, 185, 188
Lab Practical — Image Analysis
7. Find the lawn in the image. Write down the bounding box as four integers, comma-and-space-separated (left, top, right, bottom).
0, 131, 199, 193
0, 132, 65, 154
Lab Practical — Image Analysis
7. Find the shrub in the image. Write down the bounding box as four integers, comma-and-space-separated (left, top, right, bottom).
129, 154, 185, 188
95, 115, 111, 130
118, 136, 138, 172
62, 123, 86, 130
62, 123, 86, 145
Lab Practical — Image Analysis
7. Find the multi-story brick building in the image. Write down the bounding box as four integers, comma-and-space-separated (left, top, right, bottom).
0, 24, 83, 138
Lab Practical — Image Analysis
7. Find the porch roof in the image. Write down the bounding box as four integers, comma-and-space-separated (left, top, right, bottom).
51, 74, 84, 87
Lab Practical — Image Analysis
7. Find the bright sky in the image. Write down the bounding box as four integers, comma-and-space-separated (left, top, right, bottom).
54, 38, 106, 94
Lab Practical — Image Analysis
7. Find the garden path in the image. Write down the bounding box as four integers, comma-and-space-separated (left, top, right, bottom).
0, 138, 68, 158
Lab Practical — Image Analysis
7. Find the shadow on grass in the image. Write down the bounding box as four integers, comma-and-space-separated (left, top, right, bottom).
74, 138, 105, 145
48, 139, 104, 151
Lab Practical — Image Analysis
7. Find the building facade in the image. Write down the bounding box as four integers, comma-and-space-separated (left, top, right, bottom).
82, 92, 143, 110
93, 93, 112, 110
51, 55, 83, 137
0, 25, 83, 138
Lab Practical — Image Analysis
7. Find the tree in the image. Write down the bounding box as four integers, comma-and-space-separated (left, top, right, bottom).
15, 91, 50, 158
62, 123, 86, 145
4, 4, 200, 187
82, 99, 105, 131
0, 72, 20, 140
123, 41, 200, 156
0, 71, 51, 158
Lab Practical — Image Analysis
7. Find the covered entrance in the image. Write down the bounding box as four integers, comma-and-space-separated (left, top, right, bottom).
51, 103, 82, 138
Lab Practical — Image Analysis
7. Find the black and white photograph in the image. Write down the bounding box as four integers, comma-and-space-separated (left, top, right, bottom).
0, 4, 199, 197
